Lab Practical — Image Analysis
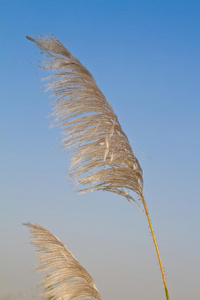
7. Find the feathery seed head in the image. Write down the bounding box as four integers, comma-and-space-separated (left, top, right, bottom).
27, 35, 144, 208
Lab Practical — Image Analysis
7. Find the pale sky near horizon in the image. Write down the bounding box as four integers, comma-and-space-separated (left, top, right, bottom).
1, 1, 200, 299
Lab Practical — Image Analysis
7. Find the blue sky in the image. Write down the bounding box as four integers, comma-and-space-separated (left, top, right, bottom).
1, 1, 200, 299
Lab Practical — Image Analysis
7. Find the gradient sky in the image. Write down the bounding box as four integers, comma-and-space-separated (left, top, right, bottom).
1, 1, 200, 299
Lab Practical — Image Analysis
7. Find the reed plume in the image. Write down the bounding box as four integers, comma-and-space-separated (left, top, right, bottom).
27, 34, 169, 299
24, 223, 102, 300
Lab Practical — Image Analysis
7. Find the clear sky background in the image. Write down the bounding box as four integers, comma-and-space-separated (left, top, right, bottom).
1, 1, 200, 299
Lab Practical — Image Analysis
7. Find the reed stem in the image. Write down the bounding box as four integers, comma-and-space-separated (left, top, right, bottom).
139, 187, 170, 300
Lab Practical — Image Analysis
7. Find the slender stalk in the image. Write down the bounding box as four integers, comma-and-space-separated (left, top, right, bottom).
138, 186, 170, 300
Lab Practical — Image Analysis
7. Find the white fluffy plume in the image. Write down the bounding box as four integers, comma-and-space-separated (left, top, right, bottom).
24, 223, 102, 300
26, 35, 143, 208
